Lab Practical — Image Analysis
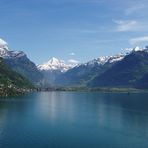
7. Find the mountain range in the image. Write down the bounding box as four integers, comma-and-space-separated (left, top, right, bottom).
1, 38, 148, 89
54, 46, 148, 89
55, 53, 125, 86
90, 47, 148, 88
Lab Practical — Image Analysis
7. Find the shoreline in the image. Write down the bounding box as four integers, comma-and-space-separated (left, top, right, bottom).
36, 87, 148, 93
1, 87, 148, 97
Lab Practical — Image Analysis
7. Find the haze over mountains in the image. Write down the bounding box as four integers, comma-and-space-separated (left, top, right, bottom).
1, 38, 148, 89
55, 53, 126, 86
37, 57, 75, 86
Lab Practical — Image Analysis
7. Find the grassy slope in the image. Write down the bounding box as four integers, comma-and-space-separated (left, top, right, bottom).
0, 58, 33, 96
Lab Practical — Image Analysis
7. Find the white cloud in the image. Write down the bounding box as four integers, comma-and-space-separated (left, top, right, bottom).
129, 36, 148, 45
69, 52, 75, 56
68, 59, 79, 64
114, 20, 138, 32
0, 38, 8, 47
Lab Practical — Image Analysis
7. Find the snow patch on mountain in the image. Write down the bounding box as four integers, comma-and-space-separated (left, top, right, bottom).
37, 57, 73, 72
81, 53, 125, 68
123, 46, 147, 53
84, 56, 109, 66
133, 46, 144, 52
107, 54, 125, 63
0, 38, 26, 59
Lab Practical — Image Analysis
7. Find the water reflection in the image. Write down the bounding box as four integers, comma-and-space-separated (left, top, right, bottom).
0, 92, 148, 148
33, 92, 148, 139
35, 92, 80, 124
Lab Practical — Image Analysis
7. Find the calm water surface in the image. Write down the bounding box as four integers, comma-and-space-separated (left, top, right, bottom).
0, 92, 148, 148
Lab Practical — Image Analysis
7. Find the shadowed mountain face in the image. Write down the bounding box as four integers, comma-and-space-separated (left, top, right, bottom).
90, 50, 148, 88
4, 54, 43, 85
54, 47, 148, 89
0, 57, 32, 88
0, 44, 43, 85
54, 63, 109, 86
55, 54, 125, 86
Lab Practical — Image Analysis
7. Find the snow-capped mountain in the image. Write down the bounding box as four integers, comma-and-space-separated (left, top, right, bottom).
37, 54, 126, 86
37, 57, 72, 72
133, 46, 144, 52
83, 46, 147, 67
55, 46, 148, 87
55, 55, 124, 86
82, 53, 125, 68
124, 46, 148, 53
90, 46, 148, 88
0, 47, 26, 59
84, 56, 110, 66
55, 52, 128, 86
0, 38, 43, 84
2, 37, 148, 88
0, 39, 26, 59
107, 54, 125, 63
37, 57, 76, 86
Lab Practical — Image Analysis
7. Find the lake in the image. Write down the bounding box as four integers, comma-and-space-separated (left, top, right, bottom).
0, 92, 148, 148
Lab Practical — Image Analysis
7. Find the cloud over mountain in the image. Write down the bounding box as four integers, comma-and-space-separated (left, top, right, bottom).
0, 38, 8, 47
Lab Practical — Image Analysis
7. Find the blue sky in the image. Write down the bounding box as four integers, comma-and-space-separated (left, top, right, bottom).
0, 0, 148, 64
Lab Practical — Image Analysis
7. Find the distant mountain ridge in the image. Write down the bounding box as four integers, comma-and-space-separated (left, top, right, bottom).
90, 47, 148, 88
55, 46, 148, 88
0, 46, 25, 59
37, 57, 76, 86
55, 53, 125, 86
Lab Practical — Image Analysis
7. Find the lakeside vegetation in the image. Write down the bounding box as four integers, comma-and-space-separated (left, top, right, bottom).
37, 86, 148, 93
1, 86, 147, 97
0, 58, 34, 97
0, 85, 34, 97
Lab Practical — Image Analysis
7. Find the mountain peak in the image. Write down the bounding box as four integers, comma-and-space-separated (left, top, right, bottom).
124, 46, 147, 53
38, 57, 71, 72
51, 57, 59, 61
47, 57, 63, 65
0, 39, 26, 59
83, 53, 125, 67
133, 46, 144, 52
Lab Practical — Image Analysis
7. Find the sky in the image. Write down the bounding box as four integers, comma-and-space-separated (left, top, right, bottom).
0, 0, 148, 64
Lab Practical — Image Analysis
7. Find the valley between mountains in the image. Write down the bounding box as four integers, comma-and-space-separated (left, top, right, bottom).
0, 38, 148, 96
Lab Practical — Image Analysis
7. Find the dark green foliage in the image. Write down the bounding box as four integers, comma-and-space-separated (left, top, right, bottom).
0, 57, 33, 88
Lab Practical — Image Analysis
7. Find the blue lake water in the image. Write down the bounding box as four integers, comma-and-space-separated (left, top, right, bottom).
0, 92, 148, 148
